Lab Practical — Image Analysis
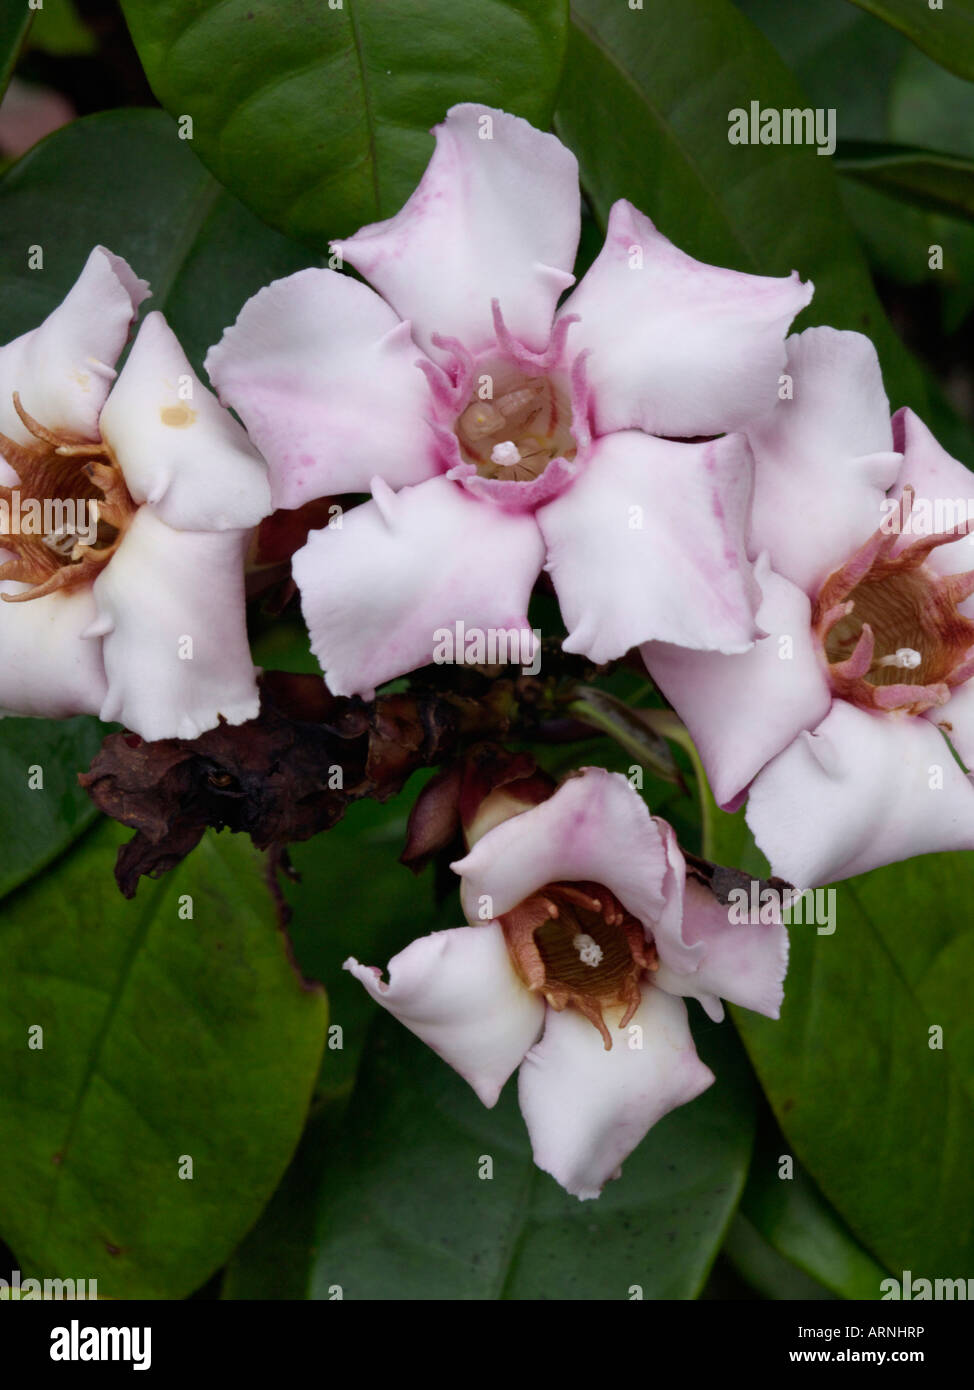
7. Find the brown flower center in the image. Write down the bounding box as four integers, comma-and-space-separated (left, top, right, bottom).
498, 880, 657, 1049
455, 371, 576, 482
0, 393, 135, 602
813, 486, 974, 716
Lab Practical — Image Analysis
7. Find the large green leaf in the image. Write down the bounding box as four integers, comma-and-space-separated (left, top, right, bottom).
845, 0, 974, 82
888, 42, 974, 158
556, 0, 972, 462
221, 784, 448, 1297
120, 0, 569, 247
739, 0, 974, 331
706, 791, 974, 1277
0, 5, 32, 99
0, 107, 315, 373
0, 821, 327, 1298
737, 1116, 889, 1298
724, 1215, 839, 1300
0, 716, 104, 902
306, 1008, 754, 1300
837, 142, 974, 223
737, 0, 905, 141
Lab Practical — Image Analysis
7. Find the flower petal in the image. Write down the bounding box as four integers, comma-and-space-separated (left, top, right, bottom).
205, 269, 439, 508
344, 922, 544, 1107
0, 561, 107, 718
0, 246, 148, 444
453, 767, 669, 933
518, 987, 714, 1200
292, 475, 543, 699
643, 553, 832, 807
747, 701, 974, 885
655, 876, 789, 1025
91, 507, 259, 741
538, 430, 760, 663
100, 312, 271, 532
559, 200, 812, 438
652, 816, 713, 975
333, 104, 579, 355
891, 408, 974, 585
748, 327, 901, 594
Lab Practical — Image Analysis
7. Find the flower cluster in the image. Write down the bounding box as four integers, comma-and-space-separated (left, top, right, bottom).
4, 103, 971, 1198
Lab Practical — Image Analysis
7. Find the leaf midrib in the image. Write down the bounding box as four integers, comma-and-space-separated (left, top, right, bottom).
40, 873, 170, 1242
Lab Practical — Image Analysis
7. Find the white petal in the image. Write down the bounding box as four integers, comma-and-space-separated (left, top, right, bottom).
747, 702, 974, 885
344, 922, 544, 1107
100, 312, 271, 532
643, 554, 832, 807
655, 876, 789, 1024
0, 562, 106, 718
334, 104, 579, 355
293, 475, 543, 699
539, 430, 760, 663
92, 507, 259, 741
559, 200, 812, 438
453, 767, 668, 934
518, 988, 714, 1200
0, 245, 148, 444
748, 327, 901, 594
205, 269, 439, 507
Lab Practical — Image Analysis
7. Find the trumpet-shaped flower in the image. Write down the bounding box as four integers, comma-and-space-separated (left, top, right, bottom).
206, 104, 813, 698
344, 768, 787, 1200
0, 247, 272, 740
644, 327, 974, 885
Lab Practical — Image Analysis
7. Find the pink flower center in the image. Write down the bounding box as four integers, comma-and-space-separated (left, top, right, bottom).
813, 486, 974, 716
498, 880, 658, 1049
419, 302, 590, 510
454, 371, 577, 482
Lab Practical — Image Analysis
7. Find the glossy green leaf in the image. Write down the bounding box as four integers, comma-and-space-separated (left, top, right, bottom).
0, 821, 327, 1298
119, 0, 569, 247
839, 179, 974, 332
0, 5, 32, 99
0, 716, 104, 902
845, 0, 974, 82
738, 0, 905, 141
739, 0, 974, 330
0, 107, 315, 374
723, 1214, 838, 1300
738, 1116, 890, 1298
557, 0, 973, 462
307, 1009, 754, 1300
223, 783, 452, 1297
837, 142, 974, 223
888, 43, 974, 158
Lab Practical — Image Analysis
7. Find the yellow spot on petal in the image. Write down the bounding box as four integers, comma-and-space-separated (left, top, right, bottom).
160, 404, 196, 428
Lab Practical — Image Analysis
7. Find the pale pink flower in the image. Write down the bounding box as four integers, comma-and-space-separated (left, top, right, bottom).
0, 247, 271, 740
206, 104, 812, 698
644, 326, 974, 885
345, 768, 787, 1200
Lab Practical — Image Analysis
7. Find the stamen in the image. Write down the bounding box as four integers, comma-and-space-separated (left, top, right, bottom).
0, 394, 134, 601
875, 647, 922, 670
490, 440, 522, 467
814, 484, 974, 714
572, 933, 603, 968
498, 880, 655, 1049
